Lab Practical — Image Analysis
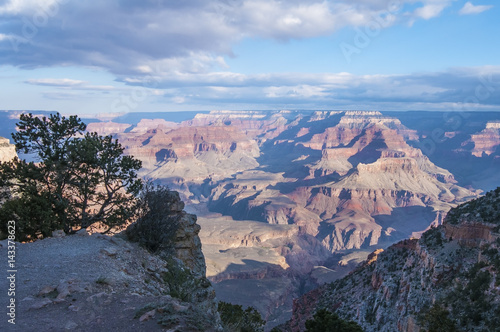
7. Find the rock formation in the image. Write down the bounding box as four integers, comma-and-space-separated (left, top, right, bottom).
109, 110, 480, 327
470, 121, 500, 157
0, 136, 17, 162
282, 187, 500, 332
206, 111, 475, 252
0, 192, 222, 332
117, 125, 260, 199
86, 121, 132, 136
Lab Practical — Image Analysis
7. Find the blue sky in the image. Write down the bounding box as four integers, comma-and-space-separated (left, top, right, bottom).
0, 0, 499, 116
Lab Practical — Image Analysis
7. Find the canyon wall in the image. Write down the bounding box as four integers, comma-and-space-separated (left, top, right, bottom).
282, 188, 500, 332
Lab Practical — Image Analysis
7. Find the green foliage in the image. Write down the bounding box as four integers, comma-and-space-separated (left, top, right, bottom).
443, 262, 494, 328
161, 259, 197, 302
445, 187, 500, 225
466, 270, 491, 303
305, 309, 363, 332
0, 113, 142, 240
421, 226, 444, 248
125, 182, 180, 253
0, 193, 60, 241
419, 304, 457, 332
218, 301, 265, 332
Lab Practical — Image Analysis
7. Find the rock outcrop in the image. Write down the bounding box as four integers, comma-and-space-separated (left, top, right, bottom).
207, 111, 475, 252
0, 136, 17, 162
281, 187, 500, 332
0, 192, 222, 332
118, 125, 260, 198
470, 121, 500, 157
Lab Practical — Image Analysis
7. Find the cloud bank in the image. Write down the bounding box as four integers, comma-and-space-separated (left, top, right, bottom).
0, 0, 458, 76
0, 0, 497, 113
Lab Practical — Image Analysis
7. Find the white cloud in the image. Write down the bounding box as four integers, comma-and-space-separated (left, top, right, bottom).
264, 85, 328, 98
3, 0, 497, 114
25, 78, 86, 86
172, 96, 186, 104
0, 0, 464, 79
109, 66, 500, 111
414, 4, 447, 19
13, 66, 500, 113
459, 2, 493, 15
411, 0, 454, 21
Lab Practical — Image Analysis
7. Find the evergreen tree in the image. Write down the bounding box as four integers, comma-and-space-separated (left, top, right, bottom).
0, 113, 142, 240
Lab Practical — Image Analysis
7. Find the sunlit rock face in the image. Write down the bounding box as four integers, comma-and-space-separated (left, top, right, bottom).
203, 111, 474, 253
0, 137, 17, 162
470, 121, 500, 157
85, 121, 132, 135
108, 110, 478, 256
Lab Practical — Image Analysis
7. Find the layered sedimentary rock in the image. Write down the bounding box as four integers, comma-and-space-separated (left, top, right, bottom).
470, 121, 500, 157
188, 110, 298, 142
282, 188, 500, 332
118, 125, 260, 195
86, 121, 132, 136
86, 109, 489, 328
207, 111, 474, 253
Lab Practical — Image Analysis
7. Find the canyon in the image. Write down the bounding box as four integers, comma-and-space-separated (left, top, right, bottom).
79, 109, 500, 327
282, 187, 500, 332
1, 109, 499, 328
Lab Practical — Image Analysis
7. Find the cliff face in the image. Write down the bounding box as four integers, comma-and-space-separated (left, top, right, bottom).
470, 121, 500, 157
118, 125, 260, 195
0, 136, 17, 162
283, 188, 500, 332
207, 111, 474, 253
0, 191, 222, 332
85, 121, 132, 135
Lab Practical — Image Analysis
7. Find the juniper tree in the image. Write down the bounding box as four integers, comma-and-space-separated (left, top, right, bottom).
0, 113, 142, 240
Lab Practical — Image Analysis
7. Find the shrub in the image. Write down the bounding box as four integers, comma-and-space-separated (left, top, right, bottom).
125, 182, 181, 253
218, 301, 265, 332
419, 304, 457, 332
421, 226, 443, 248
305, 309, 363, 332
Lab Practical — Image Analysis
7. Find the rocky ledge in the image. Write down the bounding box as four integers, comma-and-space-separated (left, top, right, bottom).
0, 193, 222, 332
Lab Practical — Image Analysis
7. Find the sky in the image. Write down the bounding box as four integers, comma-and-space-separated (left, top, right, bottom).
0, 0, 499, 117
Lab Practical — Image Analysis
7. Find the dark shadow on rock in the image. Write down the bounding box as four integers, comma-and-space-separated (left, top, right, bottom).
374, 206, 437, 244
208, 192, 270, 223
348, 138, 387, 167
